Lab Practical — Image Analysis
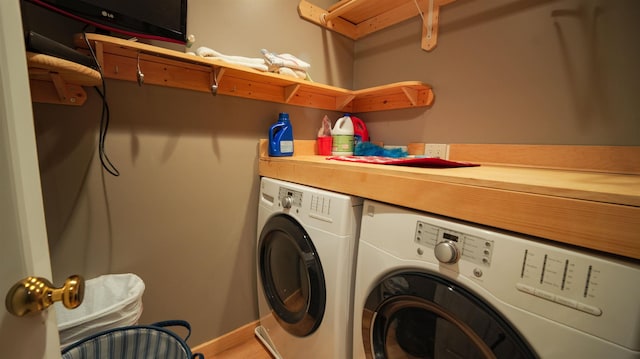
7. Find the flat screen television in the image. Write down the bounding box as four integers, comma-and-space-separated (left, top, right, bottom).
27, 0, 188, 44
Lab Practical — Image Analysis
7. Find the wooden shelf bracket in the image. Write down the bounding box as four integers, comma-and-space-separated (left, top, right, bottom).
29, 78, 88, 106
417, 0, 445, 51
336, 94, 355, 110
284, 84, 301, 103
26, 52, 100, 106
401, 86, 419, 106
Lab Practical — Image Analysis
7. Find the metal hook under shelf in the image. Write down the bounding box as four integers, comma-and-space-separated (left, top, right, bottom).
136, 52, 144, 86
210, 68, 219, 95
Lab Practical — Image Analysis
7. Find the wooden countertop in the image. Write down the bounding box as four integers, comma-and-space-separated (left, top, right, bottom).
258, 140, 640, 260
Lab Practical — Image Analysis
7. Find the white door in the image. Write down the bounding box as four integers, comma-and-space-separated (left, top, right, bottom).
0, 1, 61, 358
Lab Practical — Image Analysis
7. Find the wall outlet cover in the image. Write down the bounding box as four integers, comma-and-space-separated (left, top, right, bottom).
424, 144, 449, 159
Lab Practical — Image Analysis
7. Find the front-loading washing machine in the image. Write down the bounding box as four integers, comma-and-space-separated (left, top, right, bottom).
353, 199, 640, 359
256, 177, 362, 358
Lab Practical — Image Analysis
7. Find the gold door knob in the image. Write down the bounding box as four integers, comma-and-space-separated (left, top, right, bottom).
5, 275, 84, 317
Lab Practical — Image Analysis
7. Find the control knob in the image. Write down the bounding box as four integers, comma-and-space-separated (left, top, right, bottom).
281, 196, 293, 209
434, 241, 460, 264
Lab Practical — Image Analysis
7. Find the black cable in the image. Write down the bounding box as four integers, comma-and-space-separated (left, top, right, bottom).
83, 29, 119, 176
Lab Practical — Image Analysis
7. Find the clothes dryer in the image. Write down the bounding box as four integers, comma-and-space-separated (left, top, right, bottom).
354, 200, 640, 359
256, 177, 362, 358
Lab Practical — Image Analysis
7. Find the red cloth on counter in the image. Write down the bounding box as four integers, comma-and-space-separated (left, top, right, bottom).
326, 156, 479, 168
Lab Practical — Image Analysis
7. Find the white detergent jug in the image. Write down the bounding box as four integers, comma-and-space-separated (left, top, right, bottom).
331, 114, 354, 156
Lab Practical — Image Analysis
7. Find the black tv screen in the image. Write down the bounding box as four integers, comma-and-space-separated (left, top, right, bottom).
28, 0, 188, 44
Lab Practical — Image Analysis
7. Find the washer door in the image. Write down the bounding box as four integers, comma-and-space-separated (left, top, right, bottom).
259, 214, 326, 337
362, 272, 537, 359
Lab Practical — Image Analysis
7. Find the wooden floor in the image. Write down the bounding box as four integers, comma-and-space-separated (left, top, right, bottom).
192, 321, 273, 359
207, 336, 272, 359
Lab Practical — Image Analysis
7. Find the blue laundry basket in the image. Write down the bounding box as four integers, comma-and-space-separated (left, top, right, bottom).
61, 320, 204, 359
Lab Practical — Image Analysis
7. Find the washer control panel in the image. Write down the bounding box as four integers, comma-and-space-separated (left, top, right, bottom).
415, 220, 494, 267
413, 219, 609, 317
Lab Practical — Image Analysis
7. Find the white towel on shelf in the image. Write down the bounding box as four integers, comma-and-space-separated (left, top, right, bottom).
278, 67, 308, 79
261, 49, 311, 71
196, 47, 268, 72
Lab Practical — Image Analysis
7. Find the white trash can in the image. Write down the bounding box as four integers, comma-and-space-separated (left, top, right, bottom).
55, 273, 145, 347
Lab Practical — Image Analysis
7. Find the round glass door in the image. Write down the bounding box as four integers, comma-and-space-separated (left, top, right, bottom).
259, 214, 326, 337
363, 272, 537, 359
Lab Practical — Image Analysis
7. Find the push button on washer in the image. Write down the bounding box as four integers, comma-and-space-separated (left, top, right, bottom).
554, 296, 577, 309
577, 302, 603, 316
516, 283, 535, 295
533, 288, 555, 302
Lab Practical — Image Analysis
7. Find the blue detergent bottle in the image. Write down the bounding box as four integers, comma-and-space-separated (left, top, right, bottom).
268, 112, 294, 156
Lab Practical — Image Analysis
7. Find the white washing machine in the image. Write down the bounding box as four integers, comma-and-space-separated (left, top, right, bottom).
353, 200, 640, 359
256, 177, 362, 358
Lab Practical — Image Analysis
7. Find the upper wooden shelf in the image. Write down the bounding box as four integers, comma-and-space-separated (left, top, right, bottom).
298, 0, 455, 51
27, 51, 101, 106
73, 33, 434, 112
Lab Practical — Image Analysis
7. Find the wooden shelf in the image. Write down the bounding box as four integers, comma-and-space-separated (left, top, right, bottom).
259, 140, 640, 260
73, 33, 434, 112
298, 0, 455, 51
26, 51, 102, 106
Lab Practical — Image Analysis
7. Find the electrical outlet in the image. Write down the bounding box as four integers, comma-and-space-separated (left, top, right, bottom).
424, 144, 449, 159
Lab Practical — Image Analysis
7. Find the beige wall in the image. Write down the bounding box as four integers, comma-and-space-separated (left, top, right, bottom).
24, 0, 639, 347
354, 0, 640, 145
